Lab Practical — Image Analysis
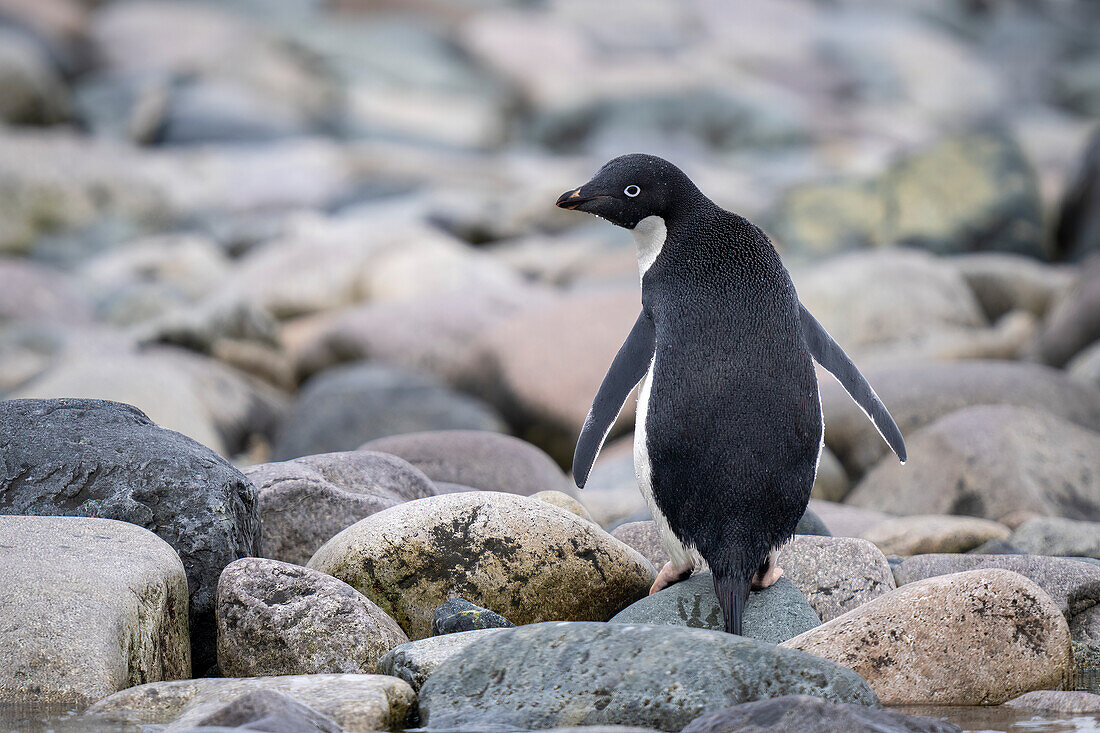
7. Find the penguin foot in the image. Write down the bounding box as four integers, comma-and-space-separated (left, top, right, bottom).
751, 563, 783, 589
650, 561, 693, 595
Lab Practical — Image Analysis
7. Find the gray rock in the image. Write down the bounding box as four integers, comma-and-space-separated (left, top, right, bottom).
245, 451, 436, 565
968, 538, 1027, 555
794, 508, 830, 536
193, 690, 342, 733
1074, 642, 1100, 694
953, 253, 1073, 320
0, 398, 260, 673
0, 516, 190, 709
580, 437, 648, 528
216, 558, 408, 677
1069, 342, 1100, 392
847, 405, 1100, 520
609, 573, 820, 644
778, 535, 896, 622
819, 360, 1100, 479
680, 695, 961, 733
810, 446, 849, 503
1056, 127, 1100, 261
611, 521, 668, 569
0, 27, 69, 125
432, 597, 514, 635
1035, 254, 1100, 367
1004, 690, 1100, 714
806, 500, 893, 539
860, 514, 1011, 555
273, 363, 506, 460
1010, 517, 1100, 560
418, 622, 877, 732
155, 78, 310, 145
360, 429, 573, 497
377, 628, 504, 692
1072, 605, 1100, 645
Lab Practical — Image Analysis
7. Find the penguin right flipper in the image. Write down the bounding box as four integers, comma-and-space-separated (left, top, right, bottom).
572, 310, 656, 488
798, 303, 907, 463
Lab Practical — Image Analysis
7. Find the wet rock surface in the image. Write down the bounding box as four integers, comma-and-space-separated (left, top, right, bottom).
680, 695, 962, 733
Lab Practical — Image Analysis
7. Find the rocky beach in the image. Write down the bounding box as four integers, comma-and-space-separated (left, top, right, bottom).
1, 0, 1100, 731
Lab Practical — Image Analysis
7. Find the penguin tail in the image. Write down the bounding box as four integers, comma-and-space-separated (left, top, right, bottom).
712, 572, 751, 636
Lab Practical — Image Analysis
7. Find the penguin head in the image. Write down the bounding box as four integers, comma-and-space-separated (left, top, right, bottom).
556, 153, 700, 229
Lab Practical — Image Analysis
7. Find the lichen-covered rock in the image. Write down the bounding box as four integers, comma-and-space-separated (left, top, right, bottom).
609, 573, 820, 644
418, 622, 877, 732
216, 558, 408, 677
245, 451, 436, 565
0, 516, 190, 709
0, 398, 260, 672
679, 695, 962, 733
377, 629, 504, 692
860, 514, 1011, 556
778, 535, 896, 622
308, 491, 655, 639
782, 569, 1074, 704
86, 674, 414, 732
432, 597, 514, 635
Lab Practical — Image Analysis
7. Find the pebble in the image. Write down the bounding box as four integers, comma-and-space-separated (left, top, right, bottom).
432, 597, 515, 635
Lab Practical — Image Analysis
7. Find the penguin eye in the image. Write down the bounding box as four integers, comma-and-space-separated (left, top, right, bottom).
624, 185, 641, 198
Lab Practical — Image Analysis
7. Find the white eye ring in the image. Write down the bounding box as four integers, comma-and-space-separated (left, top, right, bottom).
624, 185, 641, 198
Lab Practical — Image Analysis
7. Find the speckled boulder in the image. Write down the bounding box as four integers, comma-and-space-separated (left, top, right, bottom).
778, 535, 896, 622
417, 622, 877, 732
782, 569, 1074, 704
245, 451, 436, 565
860, 515, 1011, 556
610, 521, 669, 569
216, 558, 408, 677
308, 492, 655, 639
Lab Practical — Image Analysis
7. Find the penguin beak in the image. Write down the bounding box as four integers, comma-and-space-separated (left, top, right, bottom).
556, 186, 607, 211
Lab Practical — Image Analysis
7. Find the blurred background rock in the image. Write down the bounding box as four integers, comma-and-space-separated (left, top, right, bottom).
2, 0, 1099, 525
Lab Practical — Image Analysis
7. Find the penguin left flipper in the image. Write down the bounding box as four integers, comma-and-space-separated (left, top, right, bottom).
573, 310, 656, 488
798, 302, 907, 463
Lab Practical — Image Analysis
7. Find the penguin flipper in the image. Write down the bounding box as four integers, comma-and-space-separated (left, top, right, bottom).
572, 310, 656, 489
798, 302, 907, 463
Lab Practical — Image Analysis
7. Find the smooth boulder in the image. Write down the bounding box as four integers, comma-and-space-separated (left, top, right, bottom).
0, 398, 260, 672
191, 690, 341, 733
377, 628, 504, 691
308, 492, 655, 639
679, 695, 961, 733
778, 535, 896, 622
782, 569, 1074, 704
0, 516, 190, 708
860, 514, 1011, 555
1010, 517, 1100, 560
245, 451, 436, 565
1034, 253, 1100, 366
216, 558, 408, 677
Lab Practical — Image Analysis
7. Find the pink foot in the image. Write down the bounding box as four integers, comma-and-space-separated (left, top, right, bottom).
751, 563, 783, 589
649, 561, 693, 595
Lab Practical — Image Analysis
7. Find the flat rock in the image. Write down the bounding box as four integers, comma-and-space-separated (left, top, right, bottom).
192, 690, 341, 733
860, 514, 1011, 555
360, 429, 573, 497
0, 398, 260, 672
680, 695, 961, 733
1035, 254, 1100, 366
377, 628, 504, 692
86, 674, 413, 732
273, 363, 506, 461
1010, 517, 1100, 560
778, 535, 896, 622
819, 360, 1100, 479
308, 491, 654, 639
782, 569, 1074, 704
216, 558, 408, 677
0, 516, 190, 709
1003, 690, 1100, 713
609, 573, 820, 644
244, 451, 436, 565
847, 405, 1100, 521
418, 622, 877, 732
432, 597, 514, 635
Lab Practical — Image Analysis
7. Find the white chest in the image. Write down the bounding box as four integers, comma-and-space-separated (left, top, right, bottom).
631, 215, 667, 283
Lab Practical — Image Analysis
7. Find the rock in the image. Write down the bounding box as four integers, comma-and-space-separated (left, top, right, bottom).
778, 535, 896, 622
1069, 342, 1100, 392
244, 451, 436, 566
1055, 126, 1100, 261
216, 558, 408, 677
272, 363, 506, 461
0, 258, 92, 327
967, 538, 1027, 555
0, 27, 69, 124
309, 492, 654, 640
0, 516, 190, 708
579, 436, 648, 528
794, 508, 830, 537
360, 430, 573, 497
806, 500, 893, 539
1072, 605, 1100, 644
192, 690, 342, 733
86, 674, 413, 732
418, 622, 876, 732
459, 288, 640, 464
860, 515, 1011, 556
894, 554, 1100, 623
530, 490, 592, 520
155, 77, 311, 145
782, 569, 1074, 704
0, 398, 260, 672
953, 253, 1073, 320
1004, 690, 1100, 714
377, 629, 504, 692
809, 446, 849, 503
679, 695, 962, 733
609, 573, 820, 644
1010, 517, 1100, 560
821, 360, 1100, 480
432, 598, 514, 635
1074, 642, 1100, 694
610, 521, 668, 569
850, 405, 1100, 521
1035, 254, 1100, 367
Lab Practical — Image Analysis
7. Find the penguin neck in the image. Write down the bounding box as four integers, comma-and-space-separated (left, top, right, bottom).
631, 215, 668, 284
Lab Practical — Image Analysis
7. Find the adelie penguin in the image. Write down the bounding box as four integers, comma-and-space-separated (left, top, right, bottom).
557, 153, 906, 636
